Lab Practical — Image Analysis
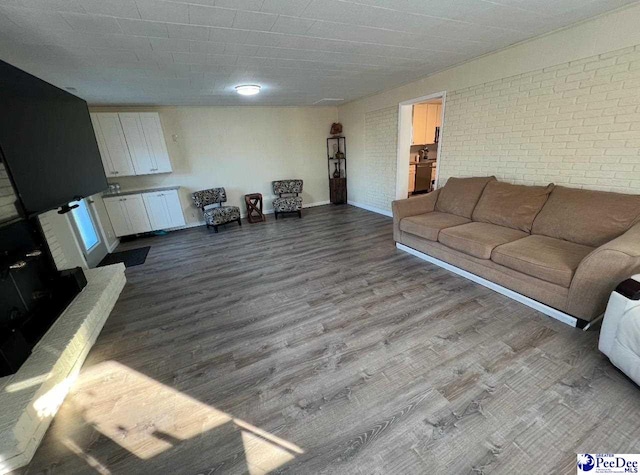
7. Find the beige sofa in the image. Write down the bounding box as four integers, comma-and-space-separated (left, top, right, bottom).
392, 177, 640, 325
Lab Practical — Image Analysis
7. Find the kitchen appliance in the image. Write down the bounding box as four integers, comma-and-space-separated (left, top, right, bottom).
414, 160, 437, 194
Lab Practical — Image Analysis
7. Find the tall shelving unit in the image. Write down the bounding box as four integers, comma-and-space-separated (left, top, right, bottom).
327, 136, 347, 204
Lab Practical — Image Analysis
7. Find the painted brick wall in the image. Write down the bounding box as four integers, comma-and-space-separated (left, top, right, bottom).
439, 45, 640, 192
0, 162, 19, 222
38, 212, 69, 271
362, 106, 398, 212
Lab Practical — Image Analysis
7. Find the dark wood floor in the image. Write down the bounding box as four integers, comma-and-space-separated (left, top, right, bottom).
21, 205, 640, 474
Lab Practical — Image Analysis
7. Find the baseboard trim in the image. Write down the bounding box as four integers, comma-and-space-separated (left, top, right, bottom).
347, 201, 393, 217
396, 242, 579, 328
106, 238, 120, 253
172, 201, 332, 231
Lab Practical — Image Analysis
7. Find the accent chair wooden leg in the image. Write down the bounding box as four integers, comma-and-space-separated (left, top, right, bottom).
298, 210, 302, 218
237, 218, 242, 227
213, 225, 219, 233
274, 212, 278, 220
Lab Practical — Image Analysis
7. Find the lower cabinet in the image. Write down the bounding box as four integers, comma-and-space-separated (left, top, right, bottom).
104, 189, 185, 237
142, 189, 186, 231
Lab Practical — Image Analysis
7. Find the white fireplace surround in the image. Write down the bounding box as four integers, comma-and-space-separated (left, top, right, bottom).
0, 264, 126, 474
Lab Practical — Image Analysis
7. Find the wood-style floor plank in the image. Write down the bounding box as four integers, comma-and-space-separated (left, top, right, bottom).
18, 205, 640, 475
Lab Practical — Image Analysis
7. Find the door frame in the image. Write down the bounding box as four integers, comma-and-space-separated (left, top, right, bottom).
68, 197, 109, 268
395, 91, 447, 199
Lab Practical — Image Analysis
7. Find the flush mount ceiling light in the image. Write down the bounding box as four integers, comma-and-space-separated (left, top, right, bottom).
235, 84, 261, 96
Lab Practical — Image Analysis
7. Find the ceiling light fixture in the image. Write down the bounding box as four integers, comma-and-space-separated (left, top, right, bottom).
235, 84, 261, 96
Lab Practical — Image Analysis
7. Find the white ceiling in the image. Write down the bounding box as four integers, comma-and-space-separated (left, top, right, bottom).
0, 0, 637, 106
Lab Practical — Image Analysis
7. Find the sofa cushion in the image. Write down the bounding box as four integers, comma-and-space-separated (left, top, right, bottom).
472, 181, 554, 232
438, 222, 529, 259
532, 186, 640, 247
435, 176, 496, 218
400, 212, 470, 241
491, 235, 594, 287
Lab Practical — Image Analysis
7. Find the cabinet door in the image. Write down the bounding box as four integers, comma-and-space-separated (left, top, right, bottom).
142, 192, 168, 230
143, 190, 185, 230
408, 166, 416, 193
425, 104, 439, 144
119, 113, 154, 175
140, 113, 172, 173
103, 197, 131, 237
412, 104, 428, 145
92, 113, 135, 177
162, 189, 185, 227
122, 195, 152, 234
90, 114, 116, 178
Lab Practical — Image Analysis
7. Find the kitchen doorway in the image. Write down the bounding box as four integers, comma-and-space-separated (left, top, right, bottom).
395, 92, 446, 200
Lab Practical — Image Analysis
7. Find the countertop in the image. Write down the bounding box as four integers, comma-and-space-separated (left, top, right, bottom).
102, 185, 180, 198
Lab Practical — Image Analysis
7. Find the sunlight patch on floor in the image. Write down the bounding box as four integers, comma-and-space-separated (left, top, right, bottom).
61, 361, 303, 472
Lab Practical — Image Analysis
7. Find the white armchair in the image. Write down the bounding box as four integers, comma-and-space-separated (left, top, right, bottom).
599, 274, 640, 385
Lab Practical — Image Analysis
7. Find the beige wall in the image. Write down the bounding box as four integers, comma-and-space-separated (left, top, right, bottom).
338, 3, 640, 212
91, 106, 338, 229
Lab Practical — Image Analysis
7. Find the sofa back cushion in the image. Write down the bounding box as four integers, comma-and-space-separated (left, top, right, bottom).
532, 186, 640, 247
472, 181, 554, 232
435, 176, 496, 218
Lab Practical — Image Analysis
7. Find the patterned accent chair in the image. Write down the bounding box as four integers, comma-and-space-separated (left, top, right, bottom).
192, 187, 241, 233
272, 179, 303, 219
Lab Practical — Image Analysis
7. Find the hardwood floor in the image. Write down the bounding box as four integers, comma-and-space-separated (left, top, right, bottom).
20, 205, 640, 474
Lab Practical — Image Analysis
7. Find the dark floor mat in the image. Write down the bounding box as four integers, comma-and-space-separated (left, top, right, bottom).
98, 246, 150, 268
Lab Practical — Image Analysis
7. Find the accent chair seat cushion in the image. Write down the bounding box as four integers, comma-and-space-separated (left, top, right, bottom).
438, 222, 529, 260
491, 235, 594, 287
273, 196, 303, 212
400, 212, 470, 241
203, 205, 241, 226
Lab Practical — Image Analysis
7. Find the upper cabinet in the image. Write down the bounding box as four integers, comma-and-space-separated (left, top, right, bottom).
91, 113, 135, 177
412, 103, 442, 145
90, 112, 172, 178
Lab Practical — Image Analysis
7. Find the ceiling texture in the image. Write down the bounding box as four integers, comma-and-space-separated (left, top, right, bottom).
0, 0, 637, 106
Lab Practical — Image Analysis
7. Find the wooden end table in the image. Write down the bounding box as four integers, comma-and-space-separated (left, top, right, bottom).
244, 193, 266, 223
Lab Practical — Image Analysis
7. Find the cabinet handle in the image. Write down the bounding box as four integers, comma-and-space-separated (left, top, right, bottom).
10, 260, 27, 270
113, 171, 119, 175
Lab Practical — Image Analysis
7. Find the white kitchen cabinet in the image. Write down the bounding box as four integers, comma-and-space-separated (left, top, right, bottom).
119, 113, 154, 176
103, 194, 152, 237
142, 189, 185, 230
91, 112, 172, 178
104, 188, 185, 237
139, 113, 172, 173
90, 113, 135, 177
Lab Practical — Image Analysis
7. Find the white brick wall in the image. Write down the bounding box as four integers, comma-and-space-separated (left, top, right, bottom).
439, 45, 640, 192
38, 212, 69, 271
362, 106, 398, 212
0, 264, 126, 474
0, 162, 19, 222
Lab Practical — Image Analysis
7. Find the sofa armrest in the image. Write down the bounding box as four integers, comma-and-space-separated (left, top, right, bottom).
392, 190, 440, 242
568, 222, 640, 321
